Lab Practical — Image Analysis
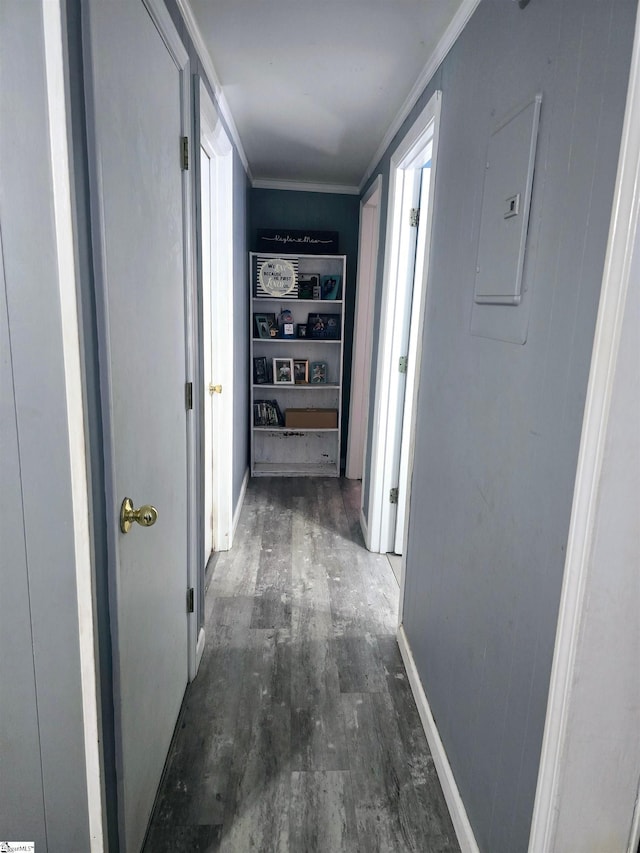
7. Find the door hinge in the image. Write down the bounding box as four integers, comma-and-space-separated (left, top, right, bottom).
389, 487, 399, 504
181, 136, 189, 170
409, 207, 420, 228
399, 356, 408, 374
185, 381, 193, 410
187, 587, 194, 613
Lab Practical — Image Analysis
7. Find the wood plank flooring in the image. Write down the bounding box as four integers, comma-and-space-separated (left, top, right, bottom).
143, 478, 459, 853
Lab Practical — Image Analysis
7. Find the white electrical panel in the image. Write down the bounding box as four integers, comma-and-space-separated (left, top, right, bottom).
474, 94, 542, 306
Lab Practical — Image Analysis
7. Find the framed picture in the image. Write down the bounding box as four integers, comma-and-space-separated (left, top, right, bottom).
307, 312, 340, 339
254, 313, 271, 339
296, 323, 307, 338
293, 359, 309, 383
273, 357, 294, 384
310, 361, 327, 384
278, 308, 295, 338
298, 274, 319, 300
321, 274, 342, 300
253, 356, 269, 384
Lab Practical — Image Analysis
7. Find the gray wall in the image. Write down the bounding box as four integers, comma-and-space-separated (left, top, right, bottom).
0, 3, 92, 848
249, 189, 360, 464
362, 0, 637, 850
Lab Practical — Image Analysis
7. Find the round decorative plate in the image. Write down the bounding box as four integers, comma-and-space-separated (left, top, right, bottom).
259, 258, 296, 297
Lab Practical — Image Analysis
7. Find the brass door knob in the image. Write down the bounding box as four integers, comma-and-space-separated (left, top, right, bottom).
120, 497, 158, 533
209, 383, 222, 394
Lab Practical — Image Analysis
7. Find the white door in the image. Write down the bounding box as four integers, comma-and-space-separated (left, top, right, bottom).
394, 164, 432, 554
201, 145, 216, 563
84, 2, 191, 849
199, 80, 234, 555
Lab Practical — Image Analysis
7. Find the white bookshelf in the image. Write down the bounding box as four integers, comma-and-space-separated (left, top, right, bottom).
249, 252, 346, 477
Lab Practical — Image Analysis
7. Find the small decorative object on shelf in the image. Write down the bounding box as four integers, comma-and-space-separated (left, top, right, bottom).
321, 274, 342, 300
279, 308, 295, 338
293, 359, 309, 383
253, 356, 269, 384
253, 399, 284, 427
254, 313, 270, 339
298, 274, 318, 300
308, 313, 340, 340
256, 257, 298, 298
296, 323, 308, 338
310, 361, 327, 384
273, 357, 294, 384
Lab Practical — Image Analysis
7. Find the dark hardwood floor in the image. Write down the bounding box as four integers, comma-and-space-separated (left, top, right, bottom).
143, 478, 459, 853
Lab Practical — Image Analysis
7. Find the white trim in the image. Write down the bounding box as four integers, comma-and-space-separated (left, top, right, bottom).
251, 178, 360, 195
143, 0, 188, 66
366, 92, 441, 554
196, 626, 206, 671
359, 506, 369, 544
397, 625, 479, 853
528, 7, 640, 851
629, 794, 640, 853
199, 79, 234, 555
360, 0, 480, 191
175, 0, 251, 179
346, 174, 382, 480
231, 467, 250, 544
43, 3, 104, 849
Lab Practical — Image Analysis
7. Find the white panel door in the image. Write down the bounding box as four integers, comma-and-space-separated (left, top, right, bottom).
85, 3, 190, 849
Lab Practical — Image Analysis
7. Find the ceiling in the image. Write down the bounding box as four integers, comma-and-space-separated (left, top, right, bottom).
186, 0, 471, 191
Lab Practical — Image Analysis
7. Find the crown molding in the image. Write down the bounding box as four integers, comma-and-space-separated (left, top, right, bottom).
175, 0, 252, 180
359, 0, 481, 192
251, 178, 360, 195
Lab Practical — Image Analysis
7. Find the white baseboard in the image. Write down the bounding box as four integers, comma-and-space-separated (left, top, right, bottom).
397, 624, 480, 853
360, 506, 370, 549
231, 467, 249, 546
196, 626, 205, 672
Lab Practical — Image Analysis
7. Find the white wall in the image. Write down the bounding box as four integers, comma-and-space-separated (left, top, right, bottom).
549, 180, 640, 853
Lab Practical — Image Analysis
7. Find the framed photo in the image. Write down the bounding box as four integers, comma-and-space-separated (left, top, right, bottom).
254, 313, 271, 339
296, 323, 307, 338
273, 357, 294, 384
321, 274, 342, 300
293, 359, 309, 384
278, 308, 295, 338
253, 356, 269, 385
307, 312, 340, 340
298, 274, 319, 300
310, 361, 327, 384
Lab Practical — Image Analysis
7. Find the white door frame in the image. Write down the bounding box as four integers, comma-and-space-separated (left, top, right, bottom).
346, 175, 382, 480
199, 79, 234, 555
142, 0, 199, 686
529, 7, 640, 850
365, 91, 442, 568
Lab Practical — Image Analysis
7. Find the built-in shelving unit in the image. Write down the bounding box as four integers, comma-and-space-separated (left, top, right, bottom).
249, 252, 346, 477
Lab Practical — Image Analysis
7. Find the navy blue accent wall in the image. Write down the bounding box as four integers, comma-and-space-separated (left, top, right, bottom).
249, 189, 360, 467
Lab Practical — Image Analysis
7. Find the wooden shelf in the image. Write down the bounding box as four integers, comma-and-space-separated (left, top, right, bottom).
252, 461, 340, 478
253, 384, 340, 390
252, 337, 340, 344
253, 427, 339, 433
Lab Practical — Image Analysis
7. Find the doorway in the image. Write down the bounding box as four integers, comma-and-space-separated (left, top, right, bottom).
199, 78, 234, 581
363, 91, 441, 605
346, 175, 382, 481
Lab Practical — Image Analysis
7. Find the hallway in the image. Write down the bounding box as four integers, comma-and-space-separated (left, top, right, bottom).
144, 478, 459, 852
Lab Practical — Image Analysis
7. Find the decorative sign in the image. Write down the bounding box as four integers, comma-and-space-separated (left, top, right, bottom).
256, 229, 339, 255
256, 257, 298, 298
